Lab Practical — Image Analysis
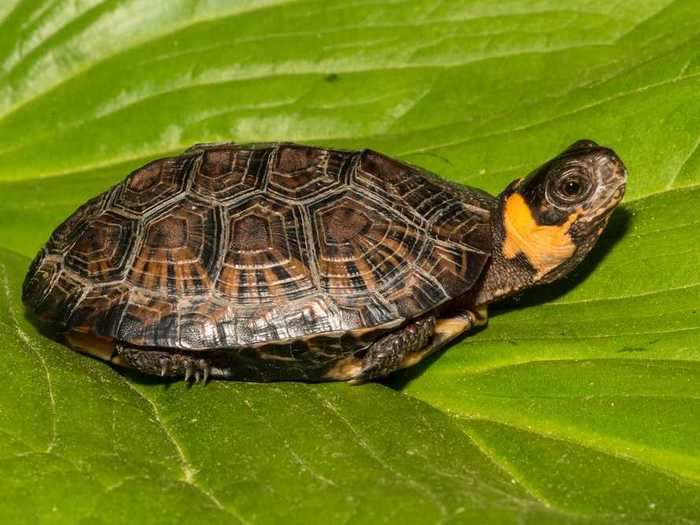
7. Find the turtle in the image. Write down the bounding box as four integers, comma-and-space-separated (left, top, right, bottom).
23, 140, 627, 383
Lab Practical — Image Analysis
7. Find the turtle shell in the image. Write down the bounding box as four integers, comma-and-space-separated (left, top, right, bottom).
23, 143, 493, 350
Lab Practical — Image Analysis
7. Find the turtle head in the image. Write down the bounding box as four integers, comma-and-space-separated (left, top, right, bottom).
475, 140, 626, 304
500, 139, 627, 284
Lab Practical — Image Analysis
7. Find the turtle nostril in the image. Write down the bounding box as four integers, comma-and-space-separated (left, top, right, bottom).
596, 149, 626, 178
611, 158, 627, 183
605, 158, 627, 192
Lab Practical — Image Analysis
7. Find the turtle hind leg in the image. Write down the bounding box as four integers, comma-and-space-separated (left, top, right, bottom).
115, 345, 213, 384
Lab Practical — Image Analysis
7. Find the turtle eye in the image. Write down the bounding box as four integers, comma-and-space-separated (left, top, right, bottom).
547, 171, 592, 206
563, 178, 582, 197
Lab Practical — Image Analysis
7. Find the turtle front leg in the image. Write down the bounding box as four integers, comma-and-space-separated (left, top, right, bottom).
347, 307, 487, 384
346, 316, 436, 383
400, 307, 487, 371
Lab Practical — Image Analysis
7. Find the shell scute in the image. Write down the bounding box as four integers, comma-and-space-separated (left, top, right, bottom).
216, 194, 316, 305
354, 149, 490, 225
267, 144, 351, 201
63, 211, 138, 282
191, 146, 270, 203
309, 189, 428, 298
381, 269, 450, 318
116, 294, 178, 347
31, 271, 86, 322
129, 197, 223, 296
66, 284, 130, 337
113, 156, 190, 215
47, 192, 111, 253
22, 251, 60, 309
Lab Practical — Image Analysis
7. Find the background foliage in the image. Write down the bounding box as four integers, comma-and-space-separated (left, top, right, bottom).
0, 1, 698, 523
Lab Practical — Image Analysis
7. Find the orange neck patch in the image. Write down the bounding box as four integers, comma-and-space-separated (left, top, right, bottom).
502, 193, 577, 279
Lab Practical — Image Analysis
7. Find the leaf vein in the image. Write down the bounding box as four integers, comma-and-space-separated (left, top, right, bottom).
0, 263, 56, 453
315, 391, 450, 523
449, 414, 700, 485
120, 381, 248, 524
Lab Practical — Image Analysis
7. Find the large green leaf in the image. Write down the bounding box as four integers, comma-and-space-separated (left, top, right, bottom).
0, 1, 698, 523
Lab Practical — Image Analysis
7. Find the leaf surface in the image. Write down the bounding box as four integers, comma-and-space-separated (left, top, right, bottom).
0, 1, 698, 523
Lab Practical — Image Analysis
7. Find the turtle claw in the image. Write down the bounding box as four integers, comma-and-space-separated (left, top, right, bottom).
114, 347, 211, 384
180, 357, 211, 384
184, 360, 194, 382
159, 357, 170, 377
200, 360, 210, 384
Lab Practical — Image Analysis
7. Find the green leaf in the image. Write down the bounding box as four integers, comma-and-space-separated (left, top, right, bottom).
0, 1, 698, 523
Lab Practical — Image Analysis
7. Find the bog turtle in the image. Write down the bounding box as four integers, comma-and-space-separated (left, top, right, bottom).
23, 140, 626, 383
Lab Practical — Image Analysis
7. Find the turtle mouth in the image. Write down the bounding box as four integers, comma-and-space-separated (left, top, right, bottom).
577, 157, 627, 227
596, 147, 627, 197
570, 179, 625, 241
601, 179, 626, 213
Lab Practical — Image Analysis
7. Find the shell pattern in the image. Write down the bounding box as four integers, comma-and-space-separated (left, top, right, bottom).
23, 144, 493, 351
